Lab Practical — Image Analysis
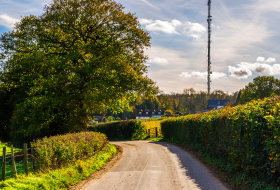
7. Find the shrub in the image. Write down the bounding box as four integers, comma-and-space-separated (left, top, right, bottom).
88, 120, 148, 140
161, 96, 280, 184
31, 132, 108, 170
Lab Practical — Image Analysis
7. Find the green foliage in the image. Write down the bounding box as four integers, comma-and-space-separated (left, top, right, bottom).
88, 120, 148, 140
157, 89, 239, 113
164, 109, 173, 116
161, 96, 280, 185
0, 0, 158, 142
0, 143, 117, 190
240, 76, 280, 104
31, 132, 108, 170
107, 116, 114, 122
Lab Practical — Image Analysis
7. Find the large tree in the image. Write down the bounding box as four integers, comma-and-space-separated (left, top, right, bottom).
240, 76, 280, 104
0, 0, 158, 141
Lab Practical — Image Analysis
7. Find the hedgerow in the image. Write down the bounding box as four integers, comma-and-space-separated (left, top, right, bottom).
161, 96, 280, 185
88, 120, 148, 140
31, 131, 108, 170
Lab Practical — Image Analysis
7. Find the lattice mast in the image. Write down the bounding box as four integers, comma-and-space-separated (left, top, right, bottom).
207, 0, 212, 94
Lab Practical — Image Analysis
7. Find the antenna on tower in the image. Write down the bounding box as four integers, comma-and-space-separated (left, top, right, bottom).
207, 0, 212, 94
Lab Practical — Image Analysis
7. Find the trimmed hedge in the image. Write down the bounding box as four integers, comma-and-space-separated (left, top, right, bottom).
161, 96, 280, 184
88, 120, 147, 140
31, 131, 108, 170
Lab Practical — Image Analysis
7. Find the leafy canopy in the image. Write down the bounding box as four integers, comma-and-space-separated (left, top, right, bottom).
0, 0, 158, 141
240, 76, 280, 104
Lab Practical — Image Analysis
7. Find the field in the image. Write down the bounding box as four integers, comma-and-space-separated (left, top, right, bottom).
143, 120, 162, 137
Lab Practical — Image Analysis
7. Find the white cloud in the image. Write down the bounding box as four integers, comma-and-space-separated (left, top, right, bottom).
256, 57, 265, 62
0, 14, 20, 29
228, 65, 253, 79
146, 19, 181, 34
183, 22, 206, 39
228, 57, 280, 79
265, 58, 276, 63
185, 22, 206, 33
179, 71, 226, 79
147, 57, 169, 65
139, 18, 153, 25
143, 18, 206, 38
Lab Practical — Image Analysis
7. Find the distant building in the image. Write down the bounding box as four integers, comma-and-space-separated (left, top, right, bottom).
208, 99, 230, 110
136, 109, 165, 119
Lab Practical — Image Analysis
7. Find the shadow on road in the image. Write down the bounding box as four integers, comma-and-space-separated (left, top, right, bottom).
148, 141, 228, 190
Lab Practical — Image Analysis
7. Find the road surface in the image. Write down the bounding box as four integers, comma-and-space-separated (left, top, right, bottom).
81, 141, 229, 190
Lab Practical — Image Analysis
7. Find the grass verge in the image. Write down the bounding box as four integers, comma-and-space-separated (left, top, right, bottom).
0, 143, 117, 190
159, 138, 280, 190
0, 140, 21, 156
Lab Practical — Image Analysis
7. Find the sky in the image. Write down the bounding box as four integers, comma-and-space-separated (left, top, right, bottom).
1, 0, 280, 94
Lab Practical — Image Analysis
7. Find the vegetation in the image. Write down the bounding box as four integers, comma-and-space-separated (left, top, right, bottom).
0, 143, 117, 190
133, 88, 239, 114
0, 0, 158, 143
240, 76, 280, 104
31, 132, 108, 170
88, 120, 148, 140
161, 96, 280, 189
0, 141, 21, 156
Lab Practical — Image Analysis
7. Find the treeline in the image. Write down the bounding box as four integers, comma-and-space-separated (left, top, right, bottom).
130, 76, 280, 117
132, 88, 239, 114
92, 88, 239, 120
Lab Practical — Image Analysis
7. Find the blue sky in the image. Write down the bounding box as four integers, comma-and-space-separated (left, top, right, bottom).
1, 0, 280, 93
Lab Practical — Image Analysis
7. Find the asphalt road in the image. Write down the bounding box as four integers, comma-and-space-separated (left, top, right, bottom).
82, 141, 229, 190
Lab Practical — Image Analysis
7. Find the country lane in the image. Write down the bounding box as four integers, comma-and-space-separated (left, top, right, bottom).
81, 141, 229, 190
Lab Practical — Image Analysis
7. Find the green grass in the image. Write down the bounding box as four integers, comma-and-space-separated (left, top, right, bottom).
0, 157, 35, 180
0, 140, 21, 157
0, 140, 26, 180
0, 143, 117, 190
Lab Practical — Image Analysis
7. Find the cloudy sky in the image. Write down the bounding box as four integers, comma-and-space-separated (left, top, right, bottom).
1, 0, 280, 93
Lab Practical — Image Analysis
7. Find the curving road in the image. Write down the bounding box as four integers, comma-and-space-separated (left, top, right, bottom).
82, 141, 229, 190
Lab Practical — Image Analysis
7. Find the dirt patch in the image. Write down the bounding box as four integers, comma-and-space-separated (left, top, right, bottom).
163, 141, 235, 190
70, 144, 124, 190
121, 143, 138, 147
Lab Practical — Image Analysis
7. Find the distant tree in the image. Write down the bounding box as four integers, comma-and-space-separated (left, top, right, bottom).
210, 90, 227, 99
234, 90, 242, 105
165, 109, 173, 116
240, 76, 280, 104
0, 0, 158, 141
134, 95, 159, 110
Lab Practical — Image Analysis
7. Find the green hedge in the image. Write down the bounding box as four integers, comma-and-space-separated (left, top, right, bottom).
161, 96, 280, 184
88, 120, 147, 140
31, 131, 108, 170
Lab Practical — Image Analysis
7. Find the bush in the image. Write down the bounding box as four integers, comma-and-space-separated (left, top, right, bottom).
31, 132, 108, 170
88, 120, 148, 140
161, 96, 280, 184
